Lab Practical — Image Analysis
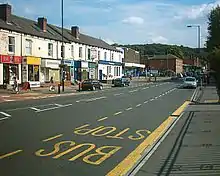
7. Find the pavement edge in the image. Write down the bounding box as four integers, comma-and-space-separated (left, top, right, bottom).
106, 101, 190, 176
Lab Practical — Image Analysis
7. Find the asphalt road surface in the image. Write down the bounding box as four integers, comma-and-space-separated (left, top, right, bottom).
0, 80, 194, 176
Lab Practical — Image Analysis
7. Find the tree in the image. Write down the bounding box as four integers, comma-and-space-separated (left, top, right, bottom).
206, 5, 220, 101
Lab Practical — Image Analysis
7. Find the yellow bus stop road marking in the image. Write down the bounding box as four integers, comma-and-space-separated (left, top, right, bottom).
172, 101, 190, 116
204, 100, 219, 103
0, 150, 23, 159
106, 101, 190, 176
42, 134, 63, 142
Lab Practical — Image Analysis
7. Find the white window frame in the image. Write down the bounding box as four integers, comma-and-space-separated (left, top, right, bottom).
25, 39, 32, 55
71, 45, 74, 58
79, 47, 82, 58
8, 36, 15, 53
104, 52, 107, 60
48, 43, 53, 57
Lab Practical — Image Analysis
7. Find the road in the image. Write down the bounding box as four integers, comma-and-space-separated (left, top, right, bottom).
0, 80, 194, 176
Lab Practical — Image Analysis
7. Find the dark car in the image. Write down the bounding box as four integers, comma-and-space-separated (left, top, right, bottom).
114, 76, 130, 87
81, 80, 103, 91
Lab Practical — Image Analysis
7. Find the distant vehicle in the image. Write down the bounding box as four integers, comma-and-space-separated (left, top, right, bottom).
183, 77, 197, 89
81, 80, 103, 91
114, 76, 130, 87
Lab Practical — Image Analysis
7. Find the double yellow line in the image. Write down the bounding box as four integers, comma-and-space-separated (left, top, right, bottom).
107, 101, 190, 176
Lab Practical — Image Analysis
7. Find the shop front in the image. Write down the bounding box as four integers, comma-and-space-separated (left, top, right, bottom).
124, 62, 145, 77
64, 60, 74, 83
98, 60, 122, 82
0, 55, 22, 86
74, 60, 89, 81
88, 62, 98, 80
22, 56, 41, 88
41, 59, 60, 83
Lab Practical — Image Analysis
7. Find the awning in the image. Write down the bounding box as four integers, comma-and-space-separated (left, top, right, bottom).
124, 62, 145, 68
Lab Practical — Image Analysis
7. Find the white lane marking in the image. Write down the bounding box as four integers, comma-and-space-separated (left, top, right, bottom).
0, 117, 9, 121
2, 95, 10, 98
129, 89, 138, 93
142, 87, 147, 90
144, 101, 149, 104
126, 107, 133, 111
86, 96, 106, 102
30, 107, 40, 111
150, 98, 154, 101
154, 96, 158, 99
136, 104, 142, 107
114, 111, 122, 116
6, 104, 55, 112
36, 104, 72, 113
114, 93, 124, 96
4, 99, 15, 102
0, 111, 11, 117
54, 103, 63, 107
158, 95, 162, 97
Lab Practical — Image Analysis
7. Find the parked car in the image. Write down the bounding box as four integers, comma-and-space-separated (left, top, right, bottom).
81, 80, 103, 91
182, 77, 197, 89
114, 76, 130, 87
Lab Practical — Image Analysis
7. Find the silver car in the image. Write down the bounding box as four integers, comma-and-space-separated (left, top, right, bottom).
183, 77, 197, 89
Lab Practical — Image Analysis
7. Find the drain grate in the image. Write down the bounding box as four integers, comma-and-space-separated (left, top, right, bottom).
201, 130, 211, 133
204, 120, 212, 123
201, 143, 213, 148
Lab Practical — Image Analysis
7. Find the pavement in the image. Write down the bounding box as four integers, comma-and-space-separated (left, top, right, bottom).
0, 77, 194, 176
131, 84, 220, 176
0, 77, 170, 103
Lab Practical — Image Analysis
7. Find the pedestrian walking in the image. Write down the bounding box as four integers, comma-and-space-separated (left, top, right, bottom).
49, 76, 55, 91
13, 76, 19, 94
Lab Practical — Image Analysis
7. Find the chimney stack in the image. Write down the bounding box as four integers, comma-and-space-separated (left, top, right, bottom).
71, 26, 80, 39
38, 17, 47, 32
0, 4, 12, 22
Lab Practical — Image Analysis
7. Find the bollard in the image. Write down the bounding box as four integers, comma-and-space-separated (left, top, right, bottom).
58, 84, 60, 94
154, 76, 157, 82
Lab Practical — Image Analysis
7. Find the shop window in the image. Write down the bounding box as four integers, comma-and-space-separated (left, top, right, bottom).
79, 47, 82, 58
48, 43, 53, 57
87, 48, 91, 60
3, 64, 19, 84
71, 45, 74, 57
28, 65, 39, 81
104, 52, 107, 60
25, 39, 32, 55
98, 51, 100, 60
8, 36, 15, 53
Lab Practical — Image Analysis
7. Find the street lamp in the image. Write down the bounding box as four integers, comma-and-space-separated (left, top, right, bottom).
61, 0, 64, 92
187, 24, 201, 56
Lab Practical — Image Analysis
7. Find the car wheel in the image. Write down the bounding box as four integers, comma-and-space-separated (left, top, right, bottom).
92, 86, 96, 91
99, 85, 103, 90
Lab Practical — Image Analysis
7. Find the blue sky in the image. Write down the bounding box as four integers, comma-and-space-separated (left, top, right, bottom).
2, 0, 219, 47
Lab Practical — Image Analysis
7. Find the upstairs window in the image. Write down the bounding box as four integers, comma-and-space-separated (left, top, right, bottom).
98, 51, 100, 60
88, 48, 91, 60
8, 36, 15, 53
48, 43, 53, 56
111, 53, 114, 61
71, 45, 74, 57
104, 52, 107, 60
25, 39, 32, 55
79, 47, 82, 58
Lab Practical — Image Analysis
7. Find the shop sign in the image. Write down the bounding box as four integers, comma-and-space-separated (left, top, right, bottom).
27, 56, 41, 65
0, 55, 22, 64
29, 81, 41, 88
44, 60, 60, 69
98, 60, 122, 66
64, 60, 73, 66
81, 61, 88, 68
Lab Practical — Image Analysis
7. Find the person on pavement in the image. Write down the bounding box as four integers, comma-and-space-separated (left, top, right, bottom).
49, 76, 55, 91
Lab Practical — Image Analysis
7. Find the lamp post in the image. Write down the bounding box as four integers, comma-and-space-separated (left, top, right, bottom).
187, 25, 201, 66
60, 0, 64, 92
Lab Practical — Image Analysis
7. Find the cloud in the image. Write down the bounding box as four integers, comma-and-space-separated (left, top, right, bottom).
8, 0, 220, 47
122, 16, 144, 25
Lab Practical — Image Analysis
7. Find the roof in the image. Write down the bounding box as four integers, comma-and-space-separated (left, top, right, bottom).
0, 13, 120, 52
50, 25, 120, 52
149, 54, 182, 60
0, 15, 68, 42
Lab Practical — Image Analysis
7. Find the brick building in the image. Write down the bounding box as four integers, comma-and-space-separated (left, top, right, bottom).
148, 54, 183, 73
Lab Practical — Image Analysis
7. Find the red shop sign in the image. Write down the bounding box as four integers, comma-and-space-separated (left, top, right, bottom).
0, 55, 22, 64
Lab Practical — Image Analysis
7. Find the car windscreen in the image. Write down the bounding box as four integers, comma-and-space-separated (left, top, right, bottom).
185, 78, 196, 82
83, 81, 92, 84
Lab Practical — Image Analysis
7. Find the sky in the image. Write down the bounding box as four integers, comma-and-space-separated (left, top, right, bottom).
1, 0, 220, 48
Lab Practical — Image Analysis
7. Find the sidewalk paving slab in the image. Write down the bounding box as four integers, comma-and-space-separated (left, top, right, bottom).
135, 86, 220, 176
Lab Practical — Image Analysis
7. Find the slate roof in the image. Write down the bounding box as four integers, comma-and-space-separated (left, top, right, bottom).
0, 12, 120, 52
50, 25, 120, 52
0, 15, 68, 43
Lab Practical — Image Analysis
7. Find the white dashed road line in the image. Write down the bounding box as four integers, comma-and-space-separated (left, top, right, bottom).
114, 93, 124, 96
129, 89, 138, 93
30, 107, 40, 111
114, 111, 122, 116
136, 104, 142, 107
0, 111, 11, 117
126, 107, 133, 111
